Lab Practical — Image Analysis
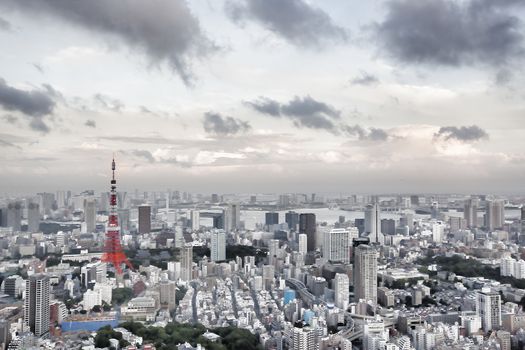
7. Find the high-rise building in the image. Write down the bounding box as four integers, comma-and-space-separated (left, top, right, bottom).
117, 209, 130, 234
181, 245, 193, 282
138, 205, 151, 234
464, 198, 478, 228
24, 274, 50, 338
0, 319, 10, 350
334, 273, 350, 310
159, 280, 177, 310
211, 231, 226, 261
380, 219, 396, 236
323, 228, 357, 264
191, 210, 200, 231
27, 203, 40, 233
432, 222, 445, 244
265, 212, 279, 226
476, 287, 501, 332
211, 194, 220, 203
354, 245, 378, 304
229, 203, 241, 231
6, 202, 22, 232
286, 211, 299, 231
37, 192, 55, 216
292, 326, 318, 350
365, 204, 382, 244
299, 213, 316, 252
485, 200, 504, 231
84, 198, 96, 233
298, 234, 307, 255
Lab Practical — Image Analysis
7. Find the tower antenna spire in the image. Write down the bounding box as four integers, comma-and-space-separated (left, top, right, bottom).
102, 156, 133, 275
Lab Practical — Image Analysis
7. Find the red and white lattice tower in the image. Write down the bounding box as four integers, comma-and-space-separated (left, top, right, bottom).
102, 157, 133, 274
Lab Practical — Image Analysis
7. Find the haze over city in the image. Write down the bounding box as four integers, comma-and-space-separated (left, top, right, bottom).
1, 0, 525, 193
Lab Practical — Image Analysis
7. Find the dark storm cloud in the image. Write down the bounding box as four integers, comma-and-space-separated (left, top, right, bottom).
247, 95, 340, 131
434, 125, 489, 142
0, 16, 11, 31
203, 112, 251, 136
85, 119, 96, 128
351, 72, 380, 86
0, 78, 55, 117
225, 0, 347, 47
0, 0, 217, 84
342, 124, 389, 141
374, 0, 525, 67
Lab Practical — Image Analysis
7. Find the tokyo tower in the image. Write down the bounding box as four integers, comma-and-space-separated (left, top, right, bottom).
102, 157, 133, 274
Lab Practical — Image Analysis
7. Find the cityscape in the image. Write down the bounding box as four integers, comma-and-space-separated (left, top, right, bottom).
2, 1, 525, 350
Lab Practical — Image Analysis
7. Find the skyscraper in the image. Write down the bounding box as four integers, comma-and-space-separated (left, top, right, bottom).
323, 228, 356, 264
84, 198, 96, 233
464, 198, 478, 228
265, 212, 279, 226
229, 203, 241, 231
299, 213, 316, 252
364, 203, 382, 244
298, 234, 307, 255
485, 200, 504, 231
334, 273, 350, 310
27, 202, 40, 233
476, 287, 501, 332
432, 222, 445, 244
285, 211, 299, 231
354, 244, 378, 304
159, 280, 177, 310
181, 245, 193, 282
191, 210, 200, 231
24, 274, 50, 338
138, 204, 151, 234
292, 326, 318, 350
211, 231, 226, 261
6, 202, 22, 232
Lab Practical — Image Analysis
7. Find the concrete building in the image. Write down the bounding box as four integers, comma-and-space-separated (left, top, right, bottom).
354, 245, 378, 305
138, 205, 151, 234
181, 245, 193, 281
24, 275, 50, 338
299, 213, 316, 252
211, 231, 226, 262
476, 287, 502, 332
334, 273, 350, 310
27, 203, 40, 233
365, 204, 383, 244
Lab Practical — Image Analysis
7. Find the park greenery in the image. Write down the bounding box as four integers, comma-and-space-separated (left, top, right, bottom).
96, 321, 263, 350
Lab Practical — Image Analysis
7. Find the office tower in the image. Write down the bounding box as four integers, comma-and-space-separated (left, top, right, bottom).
279, 194, 290, 208
432, 223, 445, 244
191, 210, 200, 231
430, 201, 439, 219
250, 195, 256, 204
334, 273, 350, 310
229, 203, 240, 231
268, 239, 280, 261
354, 245, 378, 304
449, 217, 466, 233
410, 195, 420, 206
380, 219, 396, 236
298, 234, 307, 255
211, 194, 219, 203
211, 231, 226, 261
117, 209, 130, 234
159, 280, 177, 310
6, 202, 22, 232
102, 158, 133, 274
292, 326, 318, 350
181, 245, 193, 281
365, 203, 382, 244
37, 192, 55, 216
299, 213, 316, 252
464, 198, 478, 228
476, 287, 501, 332
138, 204, 151, 234
497, 330, 511, 350
24, 274, 50, 338
27, 203, 40, 233
521, 206, 525, 234
324, 228, 353, 264
285, 211, 299, 231
485, 200, 504, 231
265, 212, 279, 226
84, 198, 96, 233
0, 208, 5, 227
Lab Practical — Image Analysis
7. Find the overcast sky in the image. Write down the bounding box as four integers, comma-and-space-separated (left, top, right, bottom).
1, 0, 525, 195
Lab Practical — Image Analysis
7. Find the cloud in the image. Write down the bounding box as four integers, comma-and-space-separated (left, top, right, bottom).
374, 0, 525, 67
2, 114, 18, 124
93, 94, 124, 112
226, 0, 347, 47
0, 16, 11, 31
85, 119, 96, 128
1, 0, 217, 84
434, 125, 489, 142
130, 150, 155, 163
342, 124, 389, 141
247, 95, 340, 131
351, 71, 380, 86
32, 63, 44, 74
0, 78, 56, 133
203, 112, 251, 136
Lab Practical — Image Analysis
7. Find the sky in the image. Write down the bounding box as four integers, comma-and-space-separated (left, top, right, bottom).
1, 0, 525, 195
